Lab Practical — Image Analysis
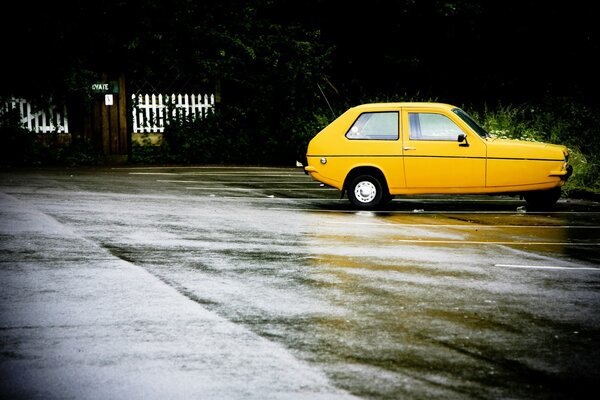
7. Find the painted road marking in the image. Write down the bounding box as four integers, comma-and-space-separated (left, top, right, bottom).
158, 180, 313, 184
129, 172, 179, 175
262, 206, 600, 216
118, 166, 298, 170
324, 221, 600, 229
392, 239, 599, 245
495, 264, 600, 271
185, 187, 338, 192
129, 172, 305, 177
252, 205, 600, 217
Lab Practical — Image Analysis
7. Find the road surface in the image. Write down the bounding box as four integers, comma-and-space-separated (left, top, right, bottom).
1, 166, 599, 399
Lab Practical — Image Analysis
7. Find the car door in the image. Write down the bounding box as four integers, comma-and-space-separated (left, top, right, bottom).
401, 107, 486, 190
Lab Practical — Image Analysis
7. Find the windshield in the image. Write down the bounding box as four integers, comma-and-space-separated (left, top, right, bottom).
452, 108, 491, 139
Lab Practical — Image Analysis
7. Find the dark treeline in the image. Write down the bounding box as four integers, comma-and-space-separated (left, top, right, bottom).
2, 0, 599, 166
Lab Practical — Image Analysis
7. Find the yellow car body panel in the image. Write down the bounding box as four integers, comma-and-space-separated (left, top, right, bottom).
305, 103, 571, 206
486, 139, 568, 190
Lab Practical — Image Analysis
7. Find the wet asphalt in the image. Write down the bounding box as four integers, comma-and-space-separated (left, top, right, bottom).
1, 166, 599, 400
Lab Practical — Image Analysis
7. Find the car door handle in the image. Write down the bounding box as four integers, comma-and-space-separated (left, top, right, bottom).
403, 146, 416, 151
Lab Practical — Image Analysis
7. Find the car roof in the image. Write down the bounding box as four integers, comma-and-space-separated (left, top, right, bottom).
352, 102, 457, 111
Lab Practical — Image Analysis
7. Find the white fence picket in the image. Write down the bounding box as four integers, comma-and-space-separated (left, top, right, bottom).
4, 93, 214, 135
131, 93, 214, 133
3, 98, 69, 133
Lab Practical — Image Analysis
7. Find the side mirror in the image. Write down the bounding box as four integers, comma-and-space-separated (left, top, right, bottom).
458, 133, 469, 147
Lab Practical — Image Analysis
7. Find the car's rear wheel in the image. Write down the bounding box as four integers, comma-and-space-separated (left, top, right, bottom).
348, 174, 385, 209
523, 187, 562, 210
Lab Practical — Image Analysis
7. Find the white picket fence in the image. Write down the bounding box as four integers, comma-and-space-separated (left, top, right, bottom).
3, 94, 214, 135
131, 93, 215, 133
3, 98, 69, 133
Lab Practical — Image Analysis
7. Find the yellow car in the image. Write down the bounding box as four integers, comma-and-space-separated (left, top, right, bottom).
305, 102, 572, 209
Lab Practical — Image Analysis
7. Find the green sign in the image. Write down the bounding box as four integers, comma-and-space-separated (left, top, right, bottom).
91, 83, 109, 93
91, 81, 119, 94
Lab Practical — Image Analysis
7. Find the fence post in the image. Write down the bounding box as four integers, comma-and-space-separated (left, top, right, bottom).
157, 94, 164, 132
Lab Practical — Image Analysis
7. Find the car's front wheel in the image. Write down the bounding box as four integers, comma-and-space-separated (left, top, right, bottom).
348, 174, 386, 209
523, 187, 562, 210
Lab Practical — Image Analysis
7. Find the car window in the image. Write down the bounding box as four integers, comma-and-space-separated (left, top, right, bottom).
409, 112, 464, 141
452, 108, 490, 138
346, 112, 399, 140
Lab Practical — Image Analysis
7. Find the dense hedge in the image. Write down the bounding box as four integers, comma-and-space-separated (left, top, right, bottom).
130, 103, 331, 167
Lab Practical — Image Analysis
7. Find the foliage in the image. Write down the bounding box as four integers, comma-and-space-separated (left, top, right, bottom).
4, 1, 599, 108
0, 106, 103, 167
131, 103, 332, 166
466, 99, 600, 193
0, 107, 38, 166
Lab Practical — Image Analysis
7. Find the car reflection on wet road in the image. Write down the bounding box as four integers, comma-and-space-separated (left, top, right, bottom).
1, 166, 599, 399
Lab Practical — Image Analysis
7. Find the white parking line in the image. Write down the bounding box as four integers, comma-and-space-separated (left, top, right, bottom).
495, 264, 600, 271
130, 172, 305, 177
158, 180, 315, 184
119, 166, 298, 171
185, 187, 337, 191
129, 172, 179, 175
393, 239, 599, 245
264, 206, 600, 216
324, 221, 600, 229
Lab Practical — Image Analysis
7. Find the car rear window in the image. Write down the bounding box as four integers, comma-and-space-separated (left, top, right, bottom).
346, 112, 399, 140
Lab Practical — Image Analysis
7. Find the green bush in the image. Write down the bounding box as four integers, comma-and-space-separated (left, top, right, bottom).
131, 104, 332, 166
160, 105, 253, 165
0, 106, 38, 166
0, 105, 103, 167
466, 99, 600, 194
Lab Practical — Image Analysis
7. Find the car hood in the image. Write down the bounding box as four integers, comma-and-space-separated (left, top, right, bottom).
486, 138, 568, 160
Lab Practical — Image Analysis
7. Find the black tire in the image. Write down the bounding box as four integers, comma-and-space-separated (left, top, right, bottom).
348, 174, 385, 209
381, 192, 395, 205
523, 187, 561, 210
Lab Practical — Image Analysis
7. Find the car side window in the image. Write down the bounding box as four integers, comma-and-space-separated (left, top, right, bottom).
409, 112, 464, 141
346, 112, 399, 140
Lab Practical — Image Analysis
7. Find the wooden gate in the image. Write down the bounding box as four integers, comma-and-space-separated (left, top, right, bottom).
83, 73, 129, 163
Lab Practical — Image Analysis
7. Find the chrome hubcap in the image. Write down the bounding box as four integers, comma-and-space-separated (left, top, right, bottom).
354, 181, 376, 203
